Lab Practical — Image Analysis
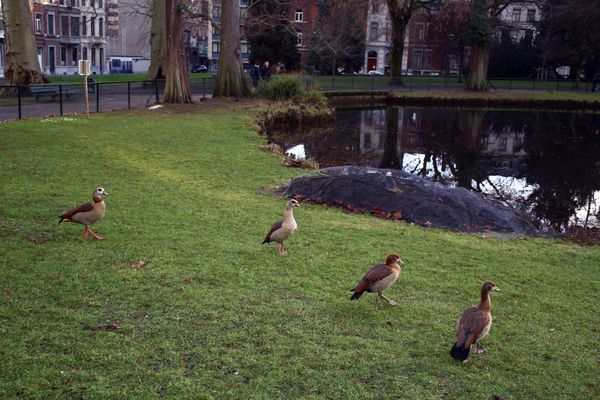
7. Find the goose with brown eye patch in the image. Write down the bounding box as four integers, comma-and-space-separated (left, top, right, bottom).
450, 281, 501, 362
262, 199, 300, 255
350, 254, 404, 309
58, 187, 109, 240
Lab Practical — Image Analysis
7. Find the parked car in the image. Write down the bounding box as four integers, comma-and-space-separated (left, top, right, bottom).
191, 65, 208, 73
367, 70, 384, 76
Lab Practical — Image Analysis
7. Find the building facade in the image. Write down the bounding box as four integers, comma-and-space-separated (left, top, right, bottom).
289, 0, 319, 69
80, 0, 107, 74
363, 0, 408, 74
0, 8, 4, 78
362, 0, 541, 76
31, 0, 82, 76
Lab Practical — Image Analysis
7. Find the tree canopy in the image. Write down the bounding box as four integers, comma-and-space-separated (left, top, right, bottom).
245, 0, 299, 70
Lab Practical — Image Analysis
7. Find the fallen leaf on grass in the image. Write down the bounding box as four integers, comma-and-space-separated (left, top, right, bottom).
129, 260, 148, 270
84, 322, 122, 332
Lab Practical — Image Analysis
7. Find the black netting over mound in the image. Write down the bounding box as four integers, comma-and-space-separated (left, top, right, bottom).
285, 166, 541, 235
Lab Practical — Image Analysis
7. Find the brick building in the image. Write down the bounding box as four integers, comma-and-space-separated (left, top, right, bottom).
289, 0, 319, 68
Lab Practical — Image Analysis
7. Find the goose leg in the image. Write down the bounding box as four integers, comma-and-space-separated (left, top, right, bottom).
85, 227, 103, 240
374, 293, 381, 310
473, 342, 487, 354
380, 293, 397, 306
83, 228, 89, 238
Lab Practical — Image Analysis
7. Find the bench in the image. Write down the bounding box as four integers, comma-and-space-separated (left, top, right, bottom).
29, 85, 73, 101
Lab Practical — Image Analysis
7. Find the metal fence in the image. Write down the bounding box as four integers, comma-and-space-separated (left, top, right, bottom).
0, 78, 216, 121
0, 75, 596, 121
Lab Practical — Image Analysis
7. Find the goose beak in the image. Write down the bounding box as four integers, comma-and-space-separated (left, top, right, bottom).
493, 286, 500, 292
398, 258, 404, 264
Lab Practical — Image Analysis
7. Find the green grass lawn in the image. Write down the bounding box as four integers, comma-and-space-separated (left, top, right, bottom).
0, 102, 598, 399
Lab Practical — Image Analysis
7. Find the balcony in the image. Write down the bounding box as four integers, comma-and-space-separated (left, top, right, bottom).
59, 35, 80, 44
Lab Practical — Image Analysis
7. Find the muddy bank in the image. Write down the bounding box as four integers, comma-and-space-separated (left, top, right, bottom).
256, 102, 335, 135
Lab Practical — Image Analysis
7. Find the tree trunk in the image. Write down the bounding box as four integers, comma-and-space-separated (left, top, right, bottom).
387, 1, 409, 85
466, 44, 489, 91
163, 0, 192, 103
1, 0, 48, 85
213, 0, 250, 98
389, 21, 407, 84
146, 0, 167, 81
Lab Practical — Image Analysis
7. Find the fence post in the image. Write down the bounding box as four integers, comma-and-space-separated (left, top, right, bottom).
128, 82, 131, 109
96, 82, 100, 112
556, 80, 559, 92
533, 79, 536, 92
59, 85, 63, 116
17, 85, 22, 120
203, 78, 206, 99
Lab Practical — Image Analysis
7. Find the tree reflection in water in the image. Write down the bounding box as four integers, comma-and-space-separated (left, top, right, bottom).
267, 107, 600, 231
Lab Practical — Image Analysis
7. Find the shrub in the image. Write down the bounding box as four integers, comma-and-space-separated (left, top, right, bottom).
258, 75, 305, 101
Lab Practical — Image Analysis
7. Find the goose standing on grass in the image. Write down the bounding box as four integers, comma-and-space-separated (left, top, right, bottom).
450, 281, 500, 362
59, 187, 109, 240
350, 253, 403, 309
262, 199, 300, 255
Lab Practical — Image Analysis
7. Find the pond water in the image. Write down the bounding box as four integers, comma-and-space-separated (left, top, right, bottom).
268, 106, 600, 231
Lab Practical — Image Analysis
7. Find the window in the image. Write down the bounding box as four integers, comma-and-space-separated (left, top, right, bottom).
370, 22, 378, 41
82, 0, 86, 5
296, 32, 303, 46
92, 47, 96, 66
295, 9, 303, 22
47, 13, 55, 35
35, 13, 42, 33
60, 47, 66, 66
62, 16, 69, 36
37, 47, 44, 68
423, 50, 432, 70
99, 48, 104, 69
91, 17, 96, 36
71, 0, 78, 7
498, 137, 507, 152
71, 17, 79, 36
48, 46, 56, 70
416, 23, 425, 40
71, 47, 78, 66
99, 17, 103, 36
372, 1, 379, 14
527, 9, 536, 22
59, 0, 65, 5
213, 5, 221, 17
241, 43, 248, 54
83, 47, 88, 60
97, 0, 103, 8
512, 8, 521, 22
448, 54, 458, 71
412, 50, 422, 70
212, 42, 220, 52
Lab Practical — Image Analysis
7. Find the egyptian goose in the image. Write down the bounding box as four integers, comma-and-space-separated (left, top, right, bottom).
58, 187, 109, 240
350, 253, 403, 308
262, 199, 300, 254
450, 281, 500, 362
